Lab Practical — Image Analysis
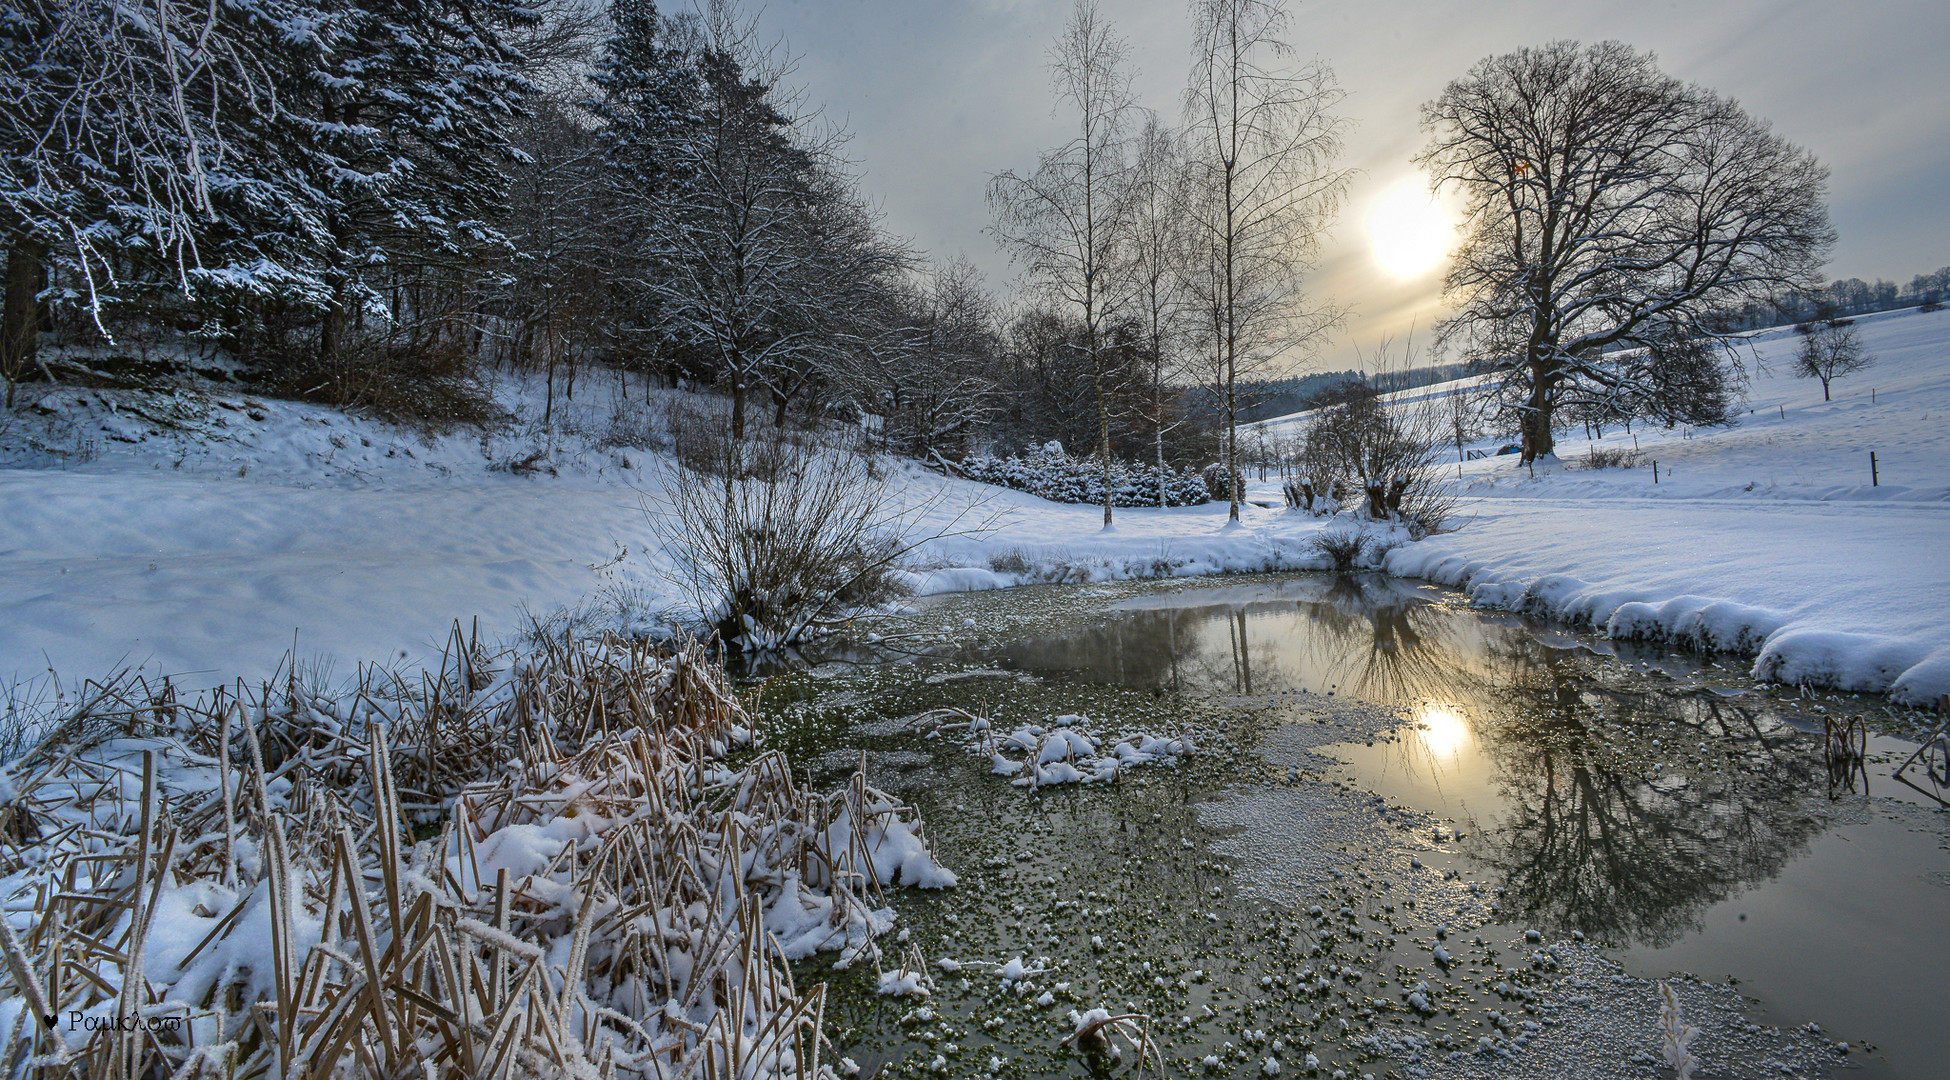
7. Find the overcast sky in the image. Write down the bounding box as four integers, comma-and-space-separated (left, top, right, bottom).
755, 0, 1950, 375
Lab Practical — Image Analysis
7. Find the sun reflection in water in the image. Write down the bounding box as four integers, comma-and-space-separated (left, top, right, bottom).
1413, 704, 1471, 760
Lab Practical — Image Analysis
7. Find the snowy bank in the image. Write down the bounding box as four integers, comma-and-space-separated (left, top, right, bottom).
1375, 307, 1950, 705
2, 308, 1945, 706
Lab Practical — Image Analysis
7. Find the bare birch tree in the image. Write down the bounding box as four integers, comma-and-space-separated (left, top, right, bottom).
1183, 0, 1348, 522
1127, 115, 1195, 507
988, 0, 1138, 529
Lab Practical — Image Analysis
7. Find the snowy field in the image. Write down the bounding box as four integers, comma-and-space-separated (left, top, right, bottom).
1376, 306, 1950, 704
1, 307, 1945, 705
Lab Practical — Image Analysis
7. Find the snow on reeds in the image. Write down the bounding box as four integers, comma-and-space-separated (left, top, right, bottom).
0, 631, 951, 1079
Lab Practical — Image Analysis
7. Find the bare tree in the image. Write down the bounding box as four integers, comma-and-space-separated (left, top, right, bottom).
643, 1, 906, 437
1126, 116, 1195, 507
1182, 0, 1349, 522
859, 255, 1000, 457
1, 0, 289, 404
500, 98, 612, 425
1419, 40, 1834, 462
1794, 319, 1872, 401
645, 2, 816, 438
988, 0, 1138, 529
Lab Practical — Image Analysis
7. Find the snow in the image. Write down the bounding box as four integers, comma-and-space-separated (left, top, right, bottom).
877, 966, 932, 997
926, 709, 1196, 790
1, 308, 1945, 706
1377, 306, 1950, 704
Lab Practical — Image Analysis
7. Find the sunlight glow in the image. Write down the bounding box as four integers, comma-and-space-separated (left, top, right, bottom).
1367, 178, 1453, 280
1413, 704, 1471, 759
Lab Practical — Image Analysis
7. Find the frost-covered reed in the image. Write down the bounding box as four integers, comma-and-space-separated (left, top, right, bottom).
0, 632, 951, 1079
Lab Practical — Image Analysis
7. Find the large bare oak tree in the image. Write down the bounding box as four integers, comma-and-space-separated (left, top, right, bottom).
1419, 40, 1834, 462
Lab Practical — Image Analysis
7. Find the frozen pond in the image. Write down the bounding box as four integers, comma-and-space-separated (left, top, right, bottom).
755, 574, 1948, 1080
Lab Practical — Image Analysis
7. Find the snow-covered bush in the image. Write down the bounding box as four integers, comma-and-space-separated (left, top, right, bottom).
955, 447, 1208, 507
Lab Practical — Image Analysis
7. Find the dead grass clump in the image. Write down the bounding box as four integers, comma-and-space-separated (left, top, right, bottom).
0, 632, 949, 1079
1309, 528, 1368, 572
256, 339, 505, 435
1583, 446, 1644, 469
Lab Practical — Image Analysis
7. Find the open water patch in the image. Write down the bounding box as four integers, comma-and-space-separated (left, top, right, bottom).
753, 572, 1946, 1080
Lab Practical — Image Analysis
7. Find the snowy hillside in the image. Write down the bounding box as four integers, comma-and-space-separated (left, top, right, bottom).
1374, 307, 1950, 703
912, 306, 1950, 703
2, 308, 1946, 706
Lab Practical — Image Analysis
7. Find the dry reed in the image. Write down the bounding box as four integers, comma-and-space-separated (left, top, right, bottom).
0, 629, 948, 1079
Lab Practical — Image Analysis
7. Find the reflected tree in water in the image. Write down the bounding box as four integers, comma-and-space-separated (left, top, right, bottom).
982, 578, 1837, 951
1470, 643, 1827, 947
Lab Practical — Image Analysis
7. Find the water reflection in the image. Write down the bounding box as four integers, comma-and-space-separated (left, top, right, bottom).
986, 575, 1837, 950
1470, 642, 1826, 947
1410, 703, 1471, 760
997, 575, 1506, 702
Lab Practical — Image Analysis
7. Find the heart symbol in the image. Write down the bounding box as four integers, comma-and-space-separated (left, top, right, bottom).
39, 1015, 54, 1030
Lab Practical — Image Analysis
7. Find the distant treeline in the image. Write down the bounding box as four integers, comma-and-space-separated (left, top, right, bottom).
1209, 362, 1474, 425
1712, 266, 1950, 331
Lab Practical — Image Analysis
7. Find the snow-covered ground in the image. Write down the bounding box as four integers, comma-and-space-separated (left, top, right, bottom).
1, 306, 1945, 705
0, 373, 675, 689
906, 306, 1950, 703
1378, 307, 1950, 704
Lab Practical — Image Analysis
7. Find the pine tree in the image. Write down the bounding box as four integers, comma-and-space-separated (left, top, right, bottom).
293, 0, 535, 365
582, 0, 701, 371
586, 0, 699, 196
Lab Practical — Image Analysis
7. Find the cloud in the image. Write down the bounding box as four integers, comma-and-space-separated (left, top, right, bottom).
758, 0, 1950, 373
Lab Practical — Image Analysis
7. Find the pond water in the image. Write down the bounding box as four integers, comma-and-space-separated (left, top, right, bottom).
755, 574, 1949, 1080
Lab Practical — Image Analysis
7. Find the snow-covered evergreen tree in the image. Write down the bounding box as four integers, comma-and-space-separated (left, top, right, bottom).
0, 0, 332, 398
291, 0, 535, 365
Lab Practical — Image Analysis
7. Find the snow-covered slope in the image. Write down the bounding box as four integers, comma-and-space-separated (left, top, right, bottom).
1, 307, 1945, 705
0, 370, 682, 690
1377, 306, 1950, 703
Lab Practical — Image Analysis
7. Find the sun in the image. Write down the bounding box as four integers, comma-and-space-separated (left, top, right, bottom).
1412, 703, 1472, 760
1367, 177, 1453, 280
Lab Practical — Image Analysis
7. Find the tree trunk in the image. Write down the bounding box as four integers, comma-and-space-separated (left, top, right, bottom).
1821, 377, 1831, 401
1156, 418, 1167, 509
1225, 374, 1240, 520
3, 229, 44, 410
544, 342, 557, 426
1521, 359, 1555, 462
1095, 368, 1113, 528
319, 288, 350, 373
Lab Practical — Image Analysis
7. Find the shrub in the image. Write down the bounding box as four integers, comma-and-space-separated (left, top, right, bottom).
956, 447, 1209, 507
652, 418, 945, 649
1309, 527, 1368, 571
1583, 446, 1643, 469
254, 338, 504, 434
1300, 383, 1458, 536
